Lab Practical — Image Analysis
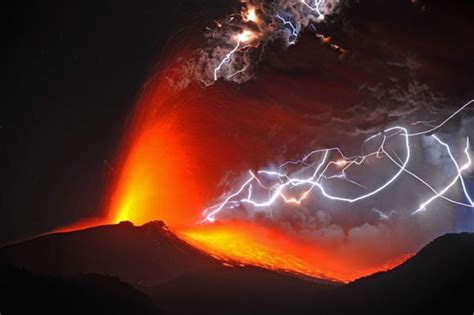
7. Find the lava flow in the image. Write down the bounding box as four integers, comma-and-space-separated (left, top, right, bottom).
179, 221, 412, 282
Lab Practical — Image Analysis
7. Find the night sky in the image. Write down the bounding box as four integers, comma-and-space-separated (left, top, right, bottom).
3, 0, 474, 246
2, 0, 232, 244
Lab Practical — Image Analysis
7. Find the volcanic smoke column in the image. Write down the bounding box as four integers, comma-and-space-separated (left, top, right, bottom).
176, 0, 341, 88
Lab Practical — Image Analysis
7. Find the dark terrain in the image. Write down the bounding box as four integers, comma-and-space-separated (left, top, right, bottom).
1, 222, 473, 314
0, 265, 161, 315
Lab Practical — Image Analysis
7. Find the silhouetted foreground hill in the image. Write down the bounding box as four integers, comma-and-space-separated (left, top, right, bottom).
147, 264, 332, 314
1, 222, 473, 314
0, 265, 161, 315
144, 233, 474, 314
318, 232, 474, 315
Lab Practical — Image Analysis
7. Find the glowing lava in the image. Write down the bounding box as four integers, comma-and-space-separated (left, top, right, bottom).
180, 221, 412, 282
109, 117, 204, 227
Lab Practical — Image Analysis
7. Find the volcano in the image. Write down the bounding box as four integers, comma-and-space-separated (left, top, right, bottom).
1, 222, 473, 314
0, 221, 333, 288
4, 0, 474, 314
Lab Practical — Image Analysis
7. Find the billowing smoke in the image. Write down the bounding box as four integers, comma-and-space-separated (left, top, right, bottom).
174, 0, 341, 88
202, 98, 473, 268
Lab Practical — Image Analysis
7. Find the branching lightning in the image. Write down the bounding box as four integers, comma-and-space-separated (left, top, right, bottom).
206, 0, 339, 84
301, 0, 326, 19
412, 136, 473, 214
275, 14, 299, 45
202, 99, 474, 223
214, 40, 243, 81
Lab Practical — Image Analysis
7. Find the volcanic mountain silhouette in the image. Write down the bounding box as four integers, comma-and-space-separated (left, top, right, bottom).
1, 221, 473, 314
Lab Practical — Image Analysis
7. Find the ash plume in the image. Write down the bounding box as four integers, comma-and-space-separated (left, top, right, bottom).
173, 0, 341, 88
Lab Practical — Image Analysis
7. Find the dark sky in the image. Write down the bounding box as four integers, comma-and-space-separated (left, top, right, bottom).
1, 0, 234, 245
2, 0, 474, 245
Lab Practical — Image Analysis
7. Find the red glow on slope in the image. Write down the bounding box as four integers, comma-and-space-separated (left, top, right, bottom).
51, 217, 111, 234
180, 221, 413, 282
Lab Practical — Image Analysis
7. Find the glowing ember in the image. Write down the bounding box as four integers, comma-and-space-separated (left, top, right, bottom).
243, 5, 258, 23
335, 159, 347, 167
236, 30, 255, 43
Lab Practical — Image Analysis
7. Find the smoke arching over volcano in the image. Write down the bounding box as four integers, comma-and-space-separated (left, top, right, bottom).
174, 0, 341, 88
106, 0, 474, 281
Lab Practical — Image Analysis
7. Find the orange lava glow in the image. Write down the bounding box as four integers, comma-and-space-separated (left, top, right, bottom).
51, 217, 111, 234
109, 118, 204, 227
180, 221, 412, 283
99, 52, 412, 283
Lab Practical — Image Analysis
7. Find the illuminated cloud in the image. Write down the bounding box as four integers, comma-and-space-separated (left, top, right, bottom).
173, 0, 341, 88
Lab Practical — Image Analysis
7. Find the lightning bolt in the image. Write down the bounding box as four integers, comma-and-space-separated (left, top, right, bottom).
301, 0, 326, 19
209, 0, 338, 83
412, 136, 473, 214
276, 14, 299, 45
372, 208, 398, 220
214, 40, 242, 81
202, 99, 474, 223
